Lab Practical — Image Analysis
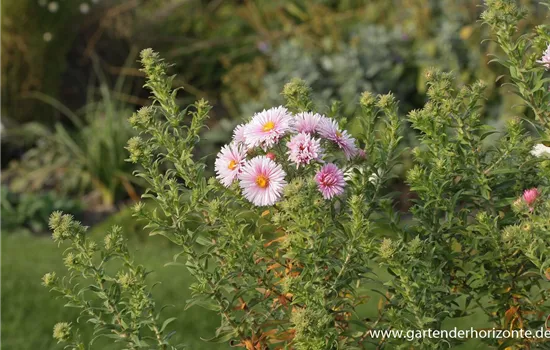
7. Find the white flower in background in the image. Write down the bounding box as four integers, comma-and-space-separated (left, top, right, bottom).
80, 3, 90, 14
48, 1, 59, 13
43, 32, 53, 42
530, 143, 550, 158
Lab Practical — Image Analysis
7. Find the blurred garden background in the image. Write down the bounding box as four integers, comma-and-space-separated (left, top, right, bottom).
1, 0, 549, 349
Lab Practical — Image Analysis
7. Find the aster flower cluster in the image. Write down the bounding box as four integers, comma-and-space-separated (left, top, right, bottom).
215, 106, 361, 206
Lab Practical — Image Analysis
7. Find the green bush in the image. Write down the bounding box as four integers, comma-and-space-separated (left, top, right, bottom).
235, 25, 415, 118
1, 186, 82, 234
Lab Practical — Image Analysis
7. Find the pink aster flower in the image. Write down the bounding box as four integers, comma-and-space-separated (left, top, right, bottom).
245, 106, 293, 150
318, 118, 358, 159
294, 112, 323, 134
537, 43, 550, 70
233, 123, 248, 145
239, 156, 287, 206
215, 144, 247, 187
315, 163, 345, 199
523, 188, 540, 209
287, 132, 323, 168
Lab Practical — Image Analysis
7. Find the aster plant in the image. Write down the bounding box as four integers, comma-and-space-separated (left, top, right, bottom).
42, 212, 179, 350
121, 49, 401, 349
45, 1, 550, 349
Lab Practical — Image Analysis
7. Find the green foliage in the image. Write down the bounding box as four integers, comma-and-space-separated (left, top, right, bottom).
43, 212, 180, 349
234, 25, 415, 118
386, 69, 545, 348
482, 0, 550, 131
1, 186, 82, 234
132, 1, 372, 101
4, 74, 139, 208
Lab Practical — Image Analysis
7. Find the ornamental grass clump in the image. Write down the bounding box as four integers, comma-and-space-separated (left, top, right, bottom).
44, 1, 550, 349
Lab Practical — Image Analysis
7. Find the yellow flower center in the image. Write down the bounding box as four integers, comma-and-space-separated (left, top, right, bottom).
256, 175, 269, 188
336, 131, 342, 138
263, 121, 275, 132
228, 160, 237, 170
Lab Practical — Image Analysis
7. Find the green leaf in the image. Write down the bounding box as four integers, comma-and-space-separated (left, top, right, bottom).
185, 298, 221, 312
201, 330, 237, 343
160, 317, 177, 333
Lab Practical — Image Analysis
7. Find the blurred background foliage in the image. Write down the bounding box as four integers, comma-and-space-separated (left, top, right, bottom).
3, 0, 547, 215
1, 0, 549, 348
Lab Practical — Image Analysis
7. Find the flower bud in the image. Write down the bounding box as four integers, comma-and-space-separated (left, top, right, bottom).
53, 322, 72, 343
282, 78, 312, 105
104, 226, 124, 251
129, 106, 154, 129
117, 272, 136, 289
376, 93, 396, 110
126, 137, 150, 163
42, 272, 58, 287
379, 238, 396, 259
511, 198, 526, 213
424, 67, 440, 82
48, 211, 64, 231
50, 212, 81, 242
132, 201, 145, 215
359, 91, 376, 109
523, 188, 540, 207
502, 225, 520, 242
408, 236, 423, 256
63, 252, 78, 269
